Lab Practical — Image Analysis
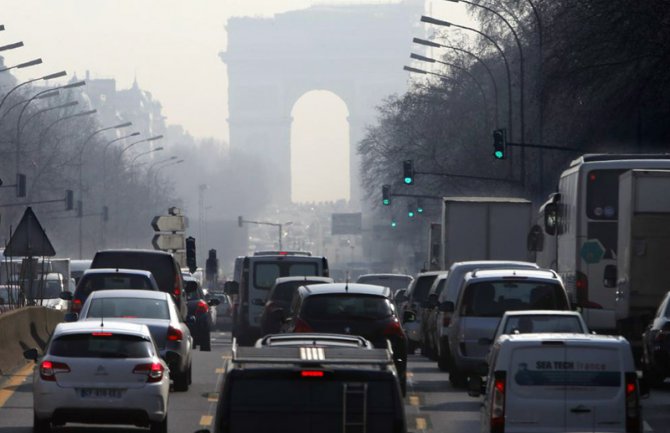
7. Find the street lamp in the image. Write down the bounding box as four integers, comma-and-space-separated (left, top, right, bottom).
130, 146, 164, 165
0, 57, 41, 73
408, 53, 491, 128
0, 70, 67, 113
413, 37, 500, 127
0, 41, 24, 52
118, 135, 164, 159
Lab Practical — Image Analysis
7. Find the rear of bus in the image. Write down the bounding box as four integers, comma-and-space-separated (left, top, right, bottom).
488, 334, 641, 433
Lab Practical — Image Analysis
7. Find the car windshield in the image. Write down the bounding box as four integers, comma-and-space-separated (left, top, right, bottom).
49, 333, 153, 358
460, 280, 568, 317
254, 262, 320, 290
356, 276, 412, 292
501, 315, 584, 334
273, 280, 327, 302
86, 297, 170, 320
412, 275, 438, 302
302, 294, 393, 320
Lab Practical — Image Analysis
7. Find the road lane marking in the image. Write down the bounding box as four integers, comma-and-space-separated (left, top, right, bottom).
406, 372, 414, 378
199, 415, 213, 426
222, 355, 231, 360
409, 395, 420, 406
644, 421, 653, 432
415, 417, 427, 431
207, 393, 218, 402
0, 362, 34, 408
215, 368, 225, 373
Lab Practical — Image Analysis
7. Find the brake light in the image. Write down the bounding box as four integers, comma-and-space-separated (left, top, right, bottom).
167, 326, 183, 341
72, 298, 82, 313
301, 370, 324, 378
278, 251, 288, 256
490, 371, 506, 433
91, 332, 112, 336
625, 372, 641, 433
196, 300, 209, 314
383, 318, 404, 337
173, 274, 181, 297
575, 271, 589, 306
294, 317, 313, 333
133, 362, 164, 383
40, 360, 70, 381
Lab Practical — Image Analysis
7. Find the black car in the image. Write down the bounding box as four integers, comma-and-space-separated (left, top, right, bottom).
283, 283, 411, 395
642, 290, 670, 386
184, 276, 219, 351
259, 276, 333, 336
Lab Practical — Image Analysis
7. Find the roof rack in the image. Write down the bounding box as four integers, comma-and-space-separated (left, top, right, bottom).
257, 333, 372, 348
231, 338, 393, 367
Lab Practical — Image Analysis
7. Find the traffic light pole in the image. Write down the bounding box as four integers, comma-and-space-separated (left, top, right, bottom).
0, 196, 68, 208
505, 141, 581, 152
414, 169, 520, 183
238, 217, 286, 250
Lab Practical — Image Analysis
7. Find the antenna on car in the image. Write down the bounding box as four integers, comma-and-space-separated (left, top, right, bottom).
100, 298, 104, 328
345, 271, 349, 292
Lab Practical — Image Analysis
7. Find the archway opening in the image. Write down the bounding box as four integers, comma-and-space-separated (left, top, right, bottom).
290, 90, 350, 203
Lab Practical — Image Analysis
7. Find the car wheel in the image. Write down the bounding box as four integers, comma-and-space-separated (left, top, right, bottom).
448, 359, 468, 389
188, 362, 193, 385
437, 340, 450, 372
400, 372, 407, 397
173, 366, 190, 392
200, 329, 212, 352
33, 412, 51, 433
150, 415, 168, 433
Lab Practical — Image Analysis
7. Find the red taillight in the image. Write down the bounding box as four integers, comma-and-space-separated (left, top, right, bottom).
40, 360, 70, 381
575, 271, 589, 306
196, 300, 209, 314
490, 371, 506, 433
174, 274, 182, 297
167, 326, 183, 341
92, 332, 112, 336
294, 317, 313, 333
133, 362, 164, 383
383, 319, 404, 337
301, 370, 324, 378
72, 298, 82, 313
625, 373, 641, 433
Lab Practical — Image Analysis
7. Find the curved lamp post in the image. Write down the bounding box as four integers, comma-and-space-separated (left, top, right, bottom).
0, 57, 41, 73
0, 70, 67, 113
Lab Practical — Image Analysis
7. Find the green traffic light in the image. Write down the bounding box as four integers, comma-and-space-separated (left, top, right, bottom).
417, 207, 424, 213
494, 150, 504, 159
391, 221, 397, 228
404, 177, 413, 185
408, 210, 415, 218
383, 198, 390, 205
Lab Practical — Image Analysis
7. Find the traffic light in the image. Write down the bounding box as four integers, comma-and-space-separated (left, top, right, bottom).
382, 184, 391, 206
186, 236, 197, 274
102, 206, 109, 222
16, 173, 26, 197
403, 160, 414, 185
206, 249, 219, 283
65, 190, 74, 210
407, 204, 415, 218
493, 128, 507, 159
238, 216, 243, 227
417, 199, 424, 214
390, 218, 397, 228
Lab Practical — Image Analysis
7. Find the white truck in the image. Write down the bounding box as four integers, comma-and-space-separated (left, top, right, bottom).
440, 197, 532, 270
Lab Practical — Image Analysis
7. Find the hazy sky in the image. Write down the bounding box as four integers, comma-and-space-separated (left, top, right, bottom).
1, 0, 468, 201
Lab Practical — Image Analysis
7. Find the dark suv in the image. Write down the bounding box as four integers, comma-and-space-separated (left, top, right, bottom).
90, 249, 187, 318
283, 283, 409, 394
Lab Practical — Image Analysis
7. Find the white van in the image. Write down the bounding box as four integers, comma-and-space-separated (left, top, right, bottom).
472, 333, 647, 433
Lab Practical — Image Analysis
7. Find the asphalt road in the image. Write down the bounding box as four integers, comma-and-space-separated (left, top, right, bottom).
1, 332, 669, 433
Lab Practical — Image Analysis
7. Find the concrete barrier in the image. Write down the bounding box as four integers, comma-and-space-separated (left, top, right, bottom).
0, 307, 64, 376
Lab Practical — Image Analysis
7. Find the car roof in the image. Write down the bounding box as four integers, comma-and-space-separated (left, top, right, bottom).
53, 320, 152, 338
95, 248, 173, 256
498, 332, 626, 345
465, 268, 559, 281
501, 310, 582, 318
356, 273, 413, 280
416, 270, 448, 277
81, 268, 154, 278
273, 276, 334, 285
449, 260, 539, 271
299, 283, 391, 297
87, 289, 168, 300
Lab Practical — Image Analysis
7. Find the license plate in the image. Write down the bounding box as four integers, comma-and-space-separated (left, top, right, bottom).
79, 388, 123, 399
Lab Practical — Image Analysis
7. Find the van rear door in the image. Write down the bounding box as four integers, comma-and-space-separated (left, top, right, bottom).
507, 341, 625, 432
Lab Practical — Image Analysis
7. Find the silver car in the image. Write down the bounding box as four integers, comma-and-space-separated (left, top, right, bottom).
24, 320, 169, 433
78, 289, 194, 391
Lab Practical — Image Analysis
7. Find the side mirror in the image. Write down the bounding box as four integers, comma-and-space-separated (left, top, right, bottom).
543, 201, 560, 236
438, 301, 455, 313
467, 375, 484, 398
208, 298, 220, 306
64, 312, 78, 322
59, 291, 73, 301
23, 348, 39, 361
603, 265, 617, 288
403, 310, 416, 323
224, 281, 239, 295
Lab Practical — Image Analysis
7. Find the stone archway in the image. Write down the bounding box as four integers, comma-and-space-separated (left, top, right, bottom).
221, 0, 424, 204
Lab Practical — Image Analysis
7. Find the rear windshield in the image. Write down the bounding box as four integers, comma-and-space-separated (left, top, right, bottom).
302, 295, 393, 320
76, 273, 155, 300
91, 252, 175, 292
272, 280, 328, 302
460, 280, 567, 317
502, 315, 584, 334
86, 297, 170, 320
356, 276, 412, 292
49, 333, 153, 358
25, 281, 62, 299
412, 275, 438, 302
254, 262, 320, 290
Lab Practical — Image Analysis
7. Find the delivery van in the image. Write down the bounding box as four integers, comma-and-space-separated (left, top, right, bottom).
471, 333, 648, 433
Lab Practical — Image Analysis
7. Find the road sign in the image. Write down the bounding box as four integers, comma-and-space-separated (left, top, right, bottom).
151, 215, 186, 232
580, 239, 605, 264
152, 233, 186, 251
4, 207, 56, 257
331, 213, 362, 235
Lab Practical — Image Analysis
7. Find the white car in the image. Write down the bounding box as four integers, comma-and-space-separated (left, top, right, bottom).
25, 320, 170, 433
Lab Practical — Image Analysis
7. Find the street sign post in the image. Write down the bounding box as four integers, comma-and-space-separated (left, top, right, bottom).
151, 209, 187, 267
151, 215, 186, 232
151, 233, 186, 250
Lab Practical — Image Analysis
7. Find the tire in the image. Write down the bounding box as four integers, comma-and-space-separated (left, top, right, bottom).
437, 340, 450, 372
33, 413, 51, 433
448, 359, 468, 389
173, 365, 190, 392
200, 329, 212, 352
400, 372, 407, 397
150, 415, 168, 433
188, 362, 193, 385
